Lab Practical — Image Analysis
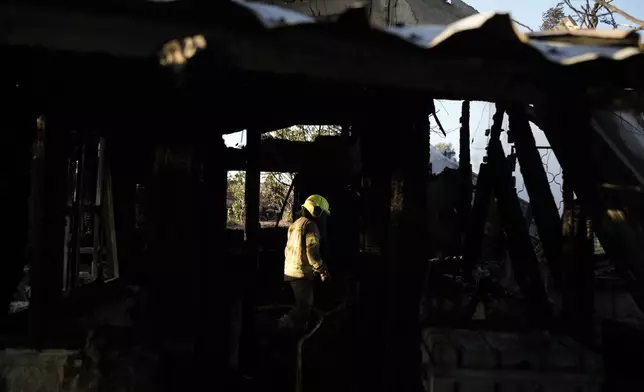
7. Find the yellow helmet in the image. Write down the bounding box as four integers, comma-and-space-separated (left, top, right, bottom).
302, 194, 331, 218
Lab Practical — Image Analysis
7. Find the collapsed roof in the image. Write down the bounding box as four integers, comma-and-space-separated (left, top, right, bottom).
2, 0, 643, 133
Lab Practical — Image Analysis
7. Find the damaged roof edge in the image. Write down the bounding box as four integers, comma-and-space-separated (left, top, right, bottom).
2, 0, 642, 104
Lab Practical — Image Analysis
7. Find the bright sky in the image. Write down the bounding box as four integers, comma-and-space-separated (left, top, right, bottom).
469, 0, 644, 32
224, 0, 644, 210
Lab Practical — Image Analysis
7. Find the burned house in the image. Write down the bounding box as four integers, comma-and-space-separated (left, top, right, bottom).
1, 1, 644, 392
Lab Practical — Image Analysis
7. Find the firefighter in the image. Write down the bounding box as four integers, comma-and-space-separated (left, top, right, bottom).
278, 194, 331, 331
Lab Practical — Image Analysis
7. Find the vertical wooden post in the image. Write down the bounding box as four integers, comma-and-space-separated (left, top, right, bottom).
562, 177, 594, 340
1, 86, 34, 322
240, 129, 261, 373
463, 106, 505, 273
144, 141, 206, 390
383, 107, 429, 392
245, 130, 261, 255
458, 100, 472, 232
354, 112, 394, 392
561, 175, 576, 328
196, 137, 230, 387
509, 106, 563, 288
146, 144, 199, 333
67, 138, 85, 290
29, 114, 69, 343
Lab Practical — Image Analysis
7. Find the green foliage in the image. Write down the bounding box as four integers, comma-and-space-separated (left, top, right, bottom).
261, 172, 295, 222
268, 124, 341, 142
227, 125, 341, 228
541, 2, 566, 31
261, 125, 341, 224
227, 171, 246, 227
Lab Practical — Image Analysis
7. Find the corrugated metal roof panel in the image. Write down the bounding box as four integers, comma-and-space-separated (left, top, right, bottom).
233, 0, 642, 65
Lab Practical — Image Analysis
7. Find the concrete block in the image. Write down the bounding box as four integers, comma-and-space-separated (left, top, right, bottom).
450, 330, 497, 369
483, 332, 539, 370
541, 341, 581, 371
422, 328, 458, 367
541, 381, 577, 392
460, 380, 495, 392
498, 380, 541, 392
430, 378, 455, 392
432, 343, 459, 367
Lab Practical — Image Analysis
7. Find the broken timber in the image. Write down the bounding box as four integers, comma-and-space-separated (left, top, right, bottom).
539, 96, 644, 313
458, 101, 472, 253
508, 105, 563, 288
466, 105, 551, 322
561, 177, 595, 342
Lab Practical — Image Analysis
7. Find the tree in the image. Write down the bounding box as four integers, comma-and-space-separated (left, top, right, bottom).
227, 125, 342, 228
261, 125, 341, 224
541, 0, 643, 31
541, 2, 566, 31
261, 172, 295, 223
267, 124, 342, 143
434, 142, 456, 160
227, 171, 246, 228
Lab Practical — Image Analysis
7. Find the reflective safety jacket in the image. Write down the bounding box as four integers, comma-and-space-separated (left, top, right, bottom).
284, 217, 327, 280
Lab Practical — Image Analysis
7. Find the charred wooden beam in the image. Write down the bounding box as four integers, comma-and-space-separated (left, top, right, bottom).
1, 85, 34, 323
490, 136, 551, 321
463, 106, 505, 272
508, 105, 563, 288
561, 178, 595, 341
539, 97, 644, 312
458, 100, 472, 251
244, 130, 261, 262
146, 145, 201, 340
355, 115, 392, 392
29, 115, 69, 344
195, 138, 230, 386
485, 105, 551, 321
66, 136, 86, 291
383, 109, 429, 392
240, 129, 261, 374
353, 104, 431, 392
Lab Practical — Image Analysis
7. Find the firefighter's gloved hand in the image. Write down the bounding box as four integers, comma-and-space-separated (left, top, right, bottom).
314, 265, 331, 282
